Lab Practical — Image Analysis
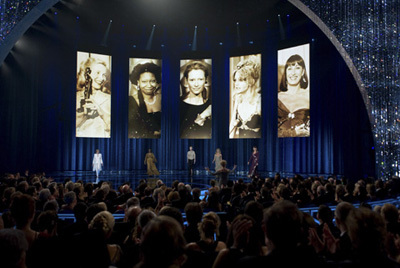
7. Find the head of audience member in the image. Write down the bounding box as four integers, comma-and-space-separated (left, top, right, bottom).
10, 194, 35, 229
263, 200, 303, 251
334, 202, 355, 233
37, 210, 58, 237
185, 202, 203, 226
86, 202, 107, 224
133, 209, 157, 241
38, 188, 52, 204
89, 211, 115, 239
138, 216, 186, 268
73, 202, 88, 223
63, 191, 77, 210
125, 206, 142, 224
159, 206, 184, 230
43, 200, 59, 212
0, 229, 29, 268
126, 196, 140, 208
244, 201, 264, 224
346, 207, 387, 258
220, 160, 227, 168
198, 212, 221, 241
317, 205, 334, 225
192, 188, 201, 201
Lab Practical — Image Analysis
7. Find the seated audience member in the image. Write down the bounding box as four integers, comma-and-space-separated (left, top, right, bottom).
316, 205, 340, 239
0, 229, 29, 268
184, 202, 203, 243
381, 203, 400, 261
136, 216, 187, 268
10, 194, 38, 248
78, 211, 122, 268
185, 212, 226, 268
110, 206, 142, 246
61, 202, 88, 237
213, 214, 268, 268
346, 207, 400, 267
27, 210, 61, 268
240, 200, 326, 267
59, 191, 77, 213
120, 210, 157, 268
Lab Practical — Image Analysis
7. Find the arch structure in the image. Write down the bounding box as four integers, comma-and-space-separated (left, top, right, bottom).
1, 0, 399, 178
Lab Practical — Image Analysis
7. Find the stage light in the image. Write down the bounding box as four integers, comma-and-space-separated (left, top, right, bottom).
76, 16, 79, 20
219, 42, 223, 45
191, 25, 198, 51
146, 25, 156, 50
249, 41, 254, 44
101, 20, 113, 47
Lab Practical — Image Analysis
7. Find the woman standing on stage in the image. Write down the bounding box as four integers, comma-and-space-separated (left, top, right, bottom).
247, 146, 259, 178
212, 148, 223, 172
144, 149, 160, 177
93, 149, 103, 181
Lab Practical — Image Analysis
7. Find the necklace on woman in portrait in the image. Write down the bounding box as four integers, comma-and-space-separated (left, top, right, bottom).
144, 95, 157, 105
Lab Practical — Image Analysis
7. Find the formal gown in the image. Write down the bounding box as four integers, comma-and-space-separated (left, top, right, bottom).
213, 154, 222, 171
145, 153, 160, 176
248, 151, 259, 177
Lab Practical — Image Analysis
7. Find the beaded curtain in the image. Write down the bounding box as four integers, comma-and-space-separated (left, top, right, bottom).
1, 0, 399, 178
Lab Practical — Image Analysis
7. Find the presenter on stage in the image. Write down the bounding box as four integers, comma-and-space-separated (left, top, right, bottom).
92, 149, 103, 182
187, 146, 196, 177
247, 146, 259, 178
144, 149, 160, 177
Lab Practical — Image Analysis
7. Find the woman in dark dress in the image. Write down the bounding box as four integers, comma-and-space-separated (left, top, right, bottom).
128, 61, 162, 138
180, 60, 212, 139
278, 54, 310, 137
248, 146, 259, 178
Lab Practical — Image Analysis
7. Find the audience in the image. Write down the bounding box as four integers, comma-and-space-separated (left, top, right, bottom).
2, 171, 400, 268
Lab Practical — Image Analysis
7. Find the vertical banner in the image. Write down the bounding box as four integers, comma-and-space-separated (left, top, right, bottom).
229, 54, 262, 139
180, 59, 212, 139
128, 58, 162, 139
76, 52, 112, 138
277, 44, 310, 138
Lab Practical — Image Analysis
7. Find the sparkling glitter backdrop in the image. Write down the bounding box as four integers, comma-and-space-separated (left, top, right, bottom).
0, 0, 41, 43
296, 0, 400, 179
1, 0, 399, 178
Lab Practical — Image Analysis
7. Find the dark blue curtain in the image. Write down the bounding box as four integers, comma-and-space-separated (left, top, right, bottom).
0, 11, 374, 180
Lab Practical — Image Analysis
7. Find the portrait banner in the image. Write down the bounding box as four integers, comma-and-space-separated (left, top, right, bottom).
76, 52, 112, 138
128, 58, 162, 139
277, 44, 310, 138
179, 59, 212, 139
229, 53, 262, 139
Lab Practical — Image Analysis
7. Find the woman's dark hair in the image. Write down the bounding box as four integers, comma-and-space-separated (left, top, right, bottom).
129, 62, 161, 85
279, 54, 308, 92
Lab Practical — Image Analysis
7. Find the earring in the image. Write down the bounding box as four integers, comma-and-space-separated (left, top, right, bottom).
302, 77, 306, 83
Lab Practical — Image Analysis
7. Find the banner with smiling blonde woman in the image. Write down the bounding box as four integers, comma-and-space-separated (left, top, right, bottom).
76, 52, 112, 138
128, 58, 162, 139
277, 44, 310, 138
180, 59, 212, 139
229, 54, 262, 139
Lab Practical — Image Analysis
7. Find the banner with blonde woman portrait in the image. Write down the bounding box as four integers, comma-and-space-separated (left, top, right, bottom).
128, 58, 162, 139
179, 59, 212, 139
76, 52, 111, 138
277, 43, 310, 138
229, 53, 262, 139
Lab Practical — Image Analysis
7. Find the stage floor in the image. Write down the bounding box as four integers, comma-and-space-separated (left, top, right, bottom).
46, 170, 253, 191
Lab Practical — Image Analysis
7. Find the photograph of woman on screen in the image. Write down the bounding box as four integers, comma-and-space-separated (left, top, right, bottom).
180, 60, 212, 139
128, 60, 162, 139
277, 53, 310, 137
76, 53, 111, 138
229, 54, 261, 139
